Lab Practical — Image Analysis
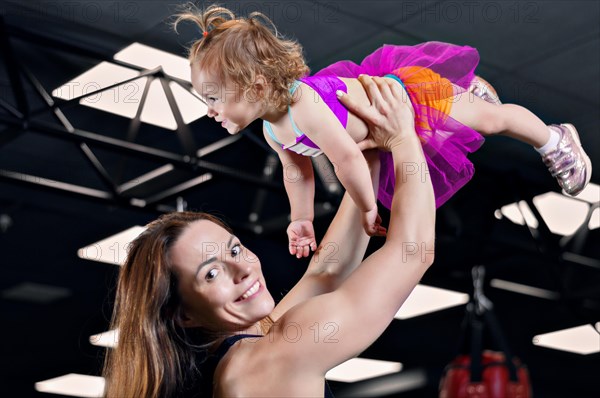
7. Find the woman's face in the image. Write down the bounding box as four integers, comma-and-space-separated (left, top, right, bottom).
169, 220, 274, 331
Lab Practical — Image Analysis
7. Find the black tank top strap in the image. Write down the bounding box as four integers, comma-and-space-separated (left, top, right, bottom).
214, 334, 262, 359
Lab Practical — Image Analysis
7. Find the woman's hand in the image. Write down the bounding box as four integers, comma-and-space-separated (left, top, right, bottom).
337, 75, 415, 151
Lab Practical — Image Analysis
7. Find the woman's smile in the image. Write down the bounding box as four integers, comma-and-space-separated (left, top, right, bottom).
235, 280, 262, 302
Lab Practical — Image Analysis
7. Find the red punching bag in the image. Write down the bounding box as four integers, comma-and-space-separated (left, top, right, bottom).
439, 267, 532, 398
440, 350, 531, 398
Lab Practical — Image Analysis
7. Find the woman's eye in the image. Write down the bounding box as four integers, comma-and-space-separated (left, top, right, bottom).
208, 97, 217, 103
231, 244, 241, 257
205, 268, 219, 281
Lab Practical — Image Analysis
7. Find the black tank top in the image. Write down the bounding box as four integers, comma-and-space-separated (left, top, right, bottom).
184, 334, 335, 397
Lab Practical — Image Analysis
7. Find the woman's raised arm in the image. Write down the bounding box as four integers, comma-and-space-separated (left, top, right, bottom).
267, 75, 436, 376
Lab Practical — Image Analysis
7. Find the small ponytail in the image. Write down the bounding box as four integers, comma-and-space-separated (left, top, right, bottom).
173, 3, 309, 112
173, 4, 236, 61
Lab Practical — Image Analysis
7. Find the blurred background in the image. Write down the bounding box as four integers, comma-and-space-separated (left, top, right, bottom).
0, 1, 598, 397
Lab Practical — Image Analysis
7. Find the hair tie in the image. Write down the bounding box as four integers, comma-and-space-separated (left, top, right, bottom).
202, 30, 208, 38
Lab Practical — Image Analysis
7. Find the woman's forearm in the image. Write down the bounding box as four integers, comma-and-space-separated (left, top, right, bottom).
305, 193, 366, 285
278, 131, 436, 375
306, 151, 380, 287
386, 134, 435, 252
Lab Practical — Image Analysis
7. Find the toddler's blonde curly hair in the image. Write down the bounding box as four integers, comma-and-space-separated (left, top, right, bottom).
174, 4, 310, 112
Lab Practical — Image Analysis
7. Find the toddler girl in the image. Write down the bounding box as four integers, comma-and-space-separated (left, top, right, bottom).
176, 5, 592, 258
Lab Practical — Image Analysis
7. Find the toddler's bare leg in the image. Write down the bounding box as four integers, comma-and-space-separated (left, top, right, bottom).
449, 92, 549, 147
449, 89, 592, 196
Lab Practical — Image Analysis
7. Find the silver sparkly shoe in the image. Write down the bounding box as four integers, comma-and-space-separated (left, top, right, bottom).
469, 75, 502, 105
543, 124, 592, 196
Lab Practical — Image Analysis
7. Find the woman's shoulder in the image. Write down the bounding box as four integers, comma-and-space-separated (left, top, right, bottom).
214, 332, 325, 396
212, 334, 294, 394
212, 337, 256, 395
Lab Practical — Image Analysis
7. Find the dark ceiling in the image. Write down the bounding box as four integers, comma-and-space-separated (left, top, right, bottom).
0, 1, 599, 397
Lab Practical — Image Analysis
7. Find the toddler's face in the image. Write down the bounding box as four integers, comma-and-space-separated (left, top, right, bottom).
191, 64, 265, 135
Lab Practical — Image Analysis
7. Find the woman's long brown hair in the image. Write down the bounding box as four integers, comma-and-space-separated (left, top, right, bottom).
102, 212, 231, 398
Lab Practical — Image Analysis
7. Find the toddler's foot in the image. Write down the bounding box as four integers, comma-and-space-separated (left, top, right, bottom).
542, 124, 592, 196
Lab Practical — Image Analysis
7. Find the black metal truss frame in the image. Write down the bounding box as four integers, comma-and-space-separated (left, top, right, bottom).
500, 176, 600, 324
0, 17, 340, 232
452, 165, 600, 325
517, 193, 600, 289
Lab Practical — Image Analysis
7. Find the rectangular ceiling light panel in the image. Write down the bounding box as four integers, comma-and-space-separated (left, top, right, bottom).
52, 62, 144, 119
326, 358, 402, 383
498, 184, 599, 235
53, 43, 207, 130
89, 329, 119, 348
394, 284, 469, 320
35, 374, 105, 398
114, 42, 191, 82
533, 324, 600, 355
77, 226, 146, 266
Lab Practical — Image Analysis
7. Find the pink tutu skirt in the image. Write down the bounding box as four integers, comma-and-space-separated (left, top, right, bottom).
315, 42, 485, 208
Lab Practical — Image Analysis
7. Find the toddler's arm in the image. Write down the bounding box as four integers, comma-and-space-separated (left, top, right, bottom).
263, 128, 317, 258
291, 86, 384, 237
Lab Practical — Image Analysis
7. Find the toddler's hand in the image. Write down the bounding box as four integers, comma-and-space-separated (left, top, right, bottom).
362, 206, 387, 237
287, 220, 318, 258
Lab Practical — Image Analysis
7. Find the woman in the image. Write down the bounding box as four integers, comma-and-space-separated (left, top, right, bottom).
102, 75, 436, 397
